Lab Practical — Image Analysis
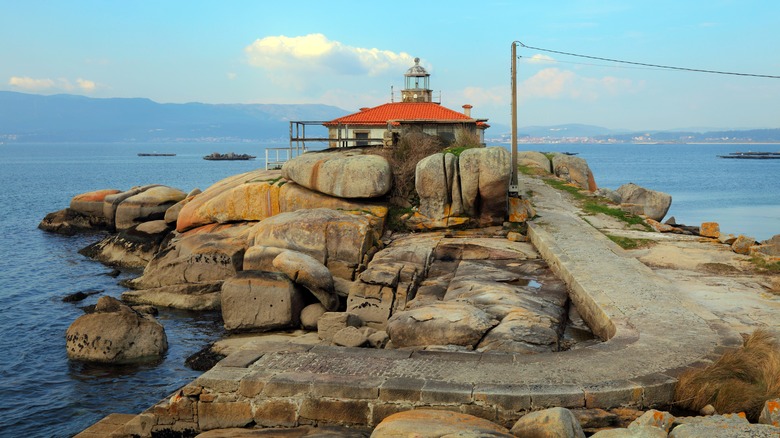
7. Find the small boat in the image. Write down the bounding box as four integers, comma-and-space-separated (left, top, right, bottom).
718, 151, 780, 159
203, 152, 256, 161
138, 153, 176, 157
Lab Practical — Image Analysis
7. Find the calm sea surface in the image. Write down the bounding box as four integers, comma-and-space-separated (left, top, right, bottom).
0, 142, 778, 437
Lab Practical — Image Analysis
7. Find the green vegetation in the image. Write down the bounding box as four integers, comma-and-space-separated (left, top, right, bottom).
583, 201, 650, 229
606, 234, 654, 250
542, 178, 588, 200
386, 206, 414, 232
675, 329, 780, 421
442, 146, 471, 157
749, 255, 780, 273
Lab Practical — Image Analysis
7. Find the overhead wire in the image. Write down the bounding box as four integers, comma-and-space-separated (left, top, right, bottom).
516, 41, 780, 79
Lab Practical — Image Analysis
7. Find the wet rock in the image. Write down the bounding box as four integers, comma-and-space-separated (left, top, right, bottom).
616, 183, 671, 221
511, 407, 585, 438
221, 271, 305, 332
386, 301, 498, 348
282, 148, 392, 198
372, 409, 513, 438
65, 296, 167, 364
62, 289, 103, 303
38, 207, 110, 235
185, 344, 225, 371
78, 219, 172, 268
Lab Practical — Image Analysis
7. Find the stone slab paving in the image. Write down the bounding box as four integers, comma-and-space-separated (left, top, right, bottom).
110, 174, 745, 436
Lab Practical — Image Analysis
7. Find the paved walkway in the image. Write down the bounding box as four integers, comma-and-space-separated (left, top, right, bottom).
107, 174, 745, 436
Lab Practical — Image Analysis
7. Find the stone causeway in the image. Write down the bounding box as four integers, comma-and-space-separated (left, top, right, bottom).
90, 174, 745, 436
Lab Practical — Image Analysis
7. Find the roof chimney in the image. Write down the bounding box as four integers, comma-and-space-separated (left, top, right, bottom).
462, 104, 473, 117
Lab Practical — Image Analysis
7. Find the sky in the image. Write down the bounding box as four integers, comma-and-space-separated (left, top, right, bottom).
2, 0, 779, 131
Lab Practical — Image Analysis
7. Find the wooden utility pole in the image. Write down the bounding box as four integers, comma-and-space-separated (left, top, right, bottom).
509, 41, 519, 195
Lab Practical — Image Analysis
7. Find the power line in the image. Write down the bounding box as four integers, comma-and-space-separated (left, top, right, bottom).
516, 41, 780, 79
519, 55, 670, 72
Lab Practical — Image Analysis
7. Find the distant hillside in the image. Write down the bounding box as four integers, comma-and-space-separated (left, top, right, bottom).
0, 91, 350, 143
596, 128, 780, 143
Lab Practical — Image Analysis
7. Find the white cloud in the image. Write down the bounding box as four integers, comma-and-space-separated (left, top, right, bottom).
8, 76, 55, 91
76, 78, 96, 91
245, 33, 415, 77
460, 86, 507, 107
524, 54, 555, 64
226, 72, 237, 80
9, 76, 98, 93
520, 68, 639, 101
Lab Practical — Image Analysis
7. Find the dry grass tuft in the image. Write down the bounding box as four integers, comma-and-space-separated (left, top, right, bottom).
674, 328, 780, 420
377, 130, 445, 208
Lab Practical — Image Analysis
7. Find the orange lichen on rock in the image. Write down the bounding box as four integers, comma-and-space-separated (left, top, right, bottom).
700, 222, 720, 238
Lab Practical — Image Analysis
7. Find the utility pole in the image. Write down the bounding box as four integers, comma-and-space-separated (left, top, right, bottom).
509, 41, 519, 195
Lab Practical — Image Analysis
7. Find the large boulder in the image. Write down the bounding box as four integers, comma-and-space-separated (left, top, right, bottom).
247, 208, 383, 280
103, 184, 161, 229
122, 282, 222, 311
281, 148, 392, 198
114, 185, 186, 231
518, 151, 552, 174
386, 301, 498, 348
372, 410, 514, 438
511, 407, 585, 438
65, 296, 167, 363
70, 189, 122, 219
459, 147, 511, 225
127, 222, 251, 294
416, 152, 461, 220
277, 182, 388, 219
552, 154, 597, 192
38, 208, 109, 235
615, 183, 672, 222
177, 170, 283, 232
272, 250, 339, 310
79, 220, 172, 268
476, 308, 563, 354
221, 271, 305, 332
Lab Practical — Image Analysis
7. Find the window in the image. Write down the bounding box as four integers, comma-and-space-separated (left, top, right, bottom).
355, 131, 369, 147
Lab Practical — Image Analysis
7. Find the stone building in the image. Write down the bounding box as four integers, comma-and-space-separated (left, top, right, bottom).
323, 58, 489, 147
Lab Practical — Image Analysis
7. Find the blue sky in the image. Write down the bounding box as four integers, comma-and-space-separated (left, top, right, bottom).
2, 0, 779, 131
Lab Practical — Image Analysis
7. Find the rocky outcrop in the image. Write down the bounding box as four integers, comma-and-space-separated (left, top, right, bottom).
552, 153, 597, 192
412, 147, 510, 229
70, 189, 122, 219
247, 208, 383, 281
176, 170, 283, 232
272, 250, 339, 310
102, 184, 161, 229
65, 296, 167, 363
511, 407, 586, 437
130, 222, 251, 290
386, 301, 498, 348
114, 186, 186, 231
79, 220, 172, 268
221, 271, 305, 332
616, 183, 672, 222
281, 148, 392, 198
518, 151, 552, 174
38, 207, 110, 235
372, 409, 514, 438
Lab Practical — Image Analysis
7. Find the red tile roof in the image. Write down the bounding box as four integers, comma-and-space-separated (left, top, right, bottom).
324, 102, 487, 126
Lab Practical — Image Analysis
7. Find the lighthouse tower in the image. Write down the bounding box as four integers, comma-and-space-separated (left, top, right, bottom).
401, 57, 432, 103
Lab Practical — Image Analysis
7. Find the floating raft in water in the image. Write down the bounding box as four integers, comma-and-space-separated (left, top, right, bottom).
138, 153, 176, 157
203, 152, 256, 161
718, 151, 780, 159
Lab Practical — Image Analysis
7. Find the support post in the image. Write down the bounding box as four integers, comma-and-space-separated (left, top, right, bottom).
509, 41, 519, 195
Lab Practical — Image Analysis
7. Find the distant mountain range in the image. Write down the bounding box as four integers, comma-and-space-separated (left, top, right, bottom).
2, 92, 778, 144
0, 91, 349, 143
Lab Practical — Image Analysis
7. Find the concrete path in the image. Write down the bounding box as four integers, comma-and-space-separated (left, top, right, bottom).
113, 174, 744, 436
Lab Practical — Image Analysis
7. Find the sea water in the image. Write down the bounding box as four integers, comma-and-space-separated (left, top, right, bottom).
0, 142, 777, 437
